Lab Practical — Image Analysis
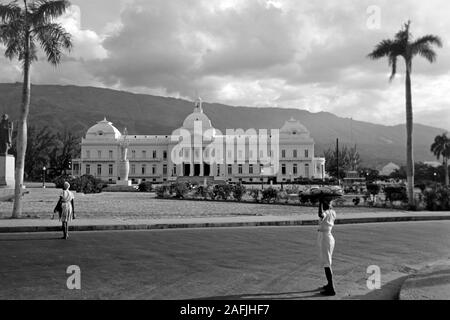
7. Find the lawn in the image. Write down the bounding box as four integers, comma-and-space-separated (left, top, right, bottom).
0, 187, 397, 220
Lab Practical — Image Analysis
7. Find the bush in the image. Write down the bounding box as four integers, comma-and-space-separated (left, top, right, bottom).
424, 186, 450, 211
138, 181, 153, 192
366, 184, 381, 195
352, 197, 360, 206
76, 175, 107, 194
173, 182, 190, 199
214, 184, 232, 200
53, 175, 77, 190
384, 186, 407, 204
262, 187, 278, 203
249, 189, 260, 203
232, 184, 246, 201
155, 185, 171, 198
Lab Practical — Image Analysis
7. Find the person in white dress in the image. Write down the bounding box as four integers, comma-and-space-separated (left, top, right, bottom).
59, 181, 75, 239
317, 198, 336, 296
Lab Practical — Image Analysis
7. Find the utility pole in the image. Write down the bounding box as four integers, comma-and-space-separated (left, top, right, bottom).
336, 138, 340, 186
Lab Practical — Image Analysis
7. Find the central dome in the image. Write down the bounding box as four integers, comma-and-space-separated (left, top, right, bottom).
182, 98, 213, 131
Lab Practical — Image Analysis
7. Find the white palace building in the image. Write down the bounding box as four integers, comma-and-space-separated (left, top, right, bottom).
72, 99, 325, 184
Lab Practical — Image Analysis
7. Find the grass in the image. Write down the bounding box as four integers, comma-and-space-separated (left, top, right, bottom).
0, 187, 400, 220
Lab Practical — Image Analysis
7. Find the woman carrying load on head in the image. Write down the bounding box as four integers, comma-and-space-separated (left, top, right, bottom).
58, 181, 75, 239
317, 197, 337, 296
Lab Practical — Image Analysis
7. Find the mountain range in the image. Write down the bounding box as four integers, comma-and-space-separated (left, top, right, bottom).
0, 83, 445, 168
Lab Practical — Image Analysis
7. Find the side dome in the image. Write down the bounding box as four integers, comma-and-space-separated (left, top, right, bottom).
280, 117, 310, 136
85, 118, 122, 139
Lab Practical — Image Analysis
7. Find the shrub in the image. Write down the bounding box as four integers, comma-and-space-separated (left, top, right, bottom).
249, 189, 260, 203
424, 186, 450, 211
232, 184, 246, 201
262, 187, 278, 203
352, 197, 360, 206
174, 182, 190, 199
71, 175, 107, 194
195, 185, 208, 199
366, 184, 381, 195
155, 185, 170, 198
384, 186, 407, 204
53, 175, 77, 190
214, 184, 232, 200
138, 181, 153, 192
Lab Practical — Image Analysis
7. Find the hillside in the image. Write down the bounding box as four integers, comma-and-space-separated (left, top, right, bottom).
0, 83, 445, 167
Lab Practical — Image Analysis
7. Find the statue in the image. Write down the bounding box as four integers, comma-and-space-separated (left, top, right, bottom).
119, 127, 129, 160
0, 114, 13, 156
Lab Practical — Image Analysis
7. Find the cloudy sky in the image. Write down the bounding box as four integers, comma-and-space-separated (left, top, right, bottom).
1, 0, 449, 131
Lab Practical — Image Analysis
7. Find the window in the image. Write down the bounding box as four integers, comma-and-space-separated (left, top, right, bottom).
163, 164, 167, 175
260, 163, 263, 173
109, 150, 113, 159
86, 164, 90, 175
238, 164, 243, 174
152, 150, 157, 159
217, 165, 220, 176
293, 150, 298, 158
282, 150, 286, 158
293, 163, 298, 175
86, 150, 90, 159
142, 150, 147, 159
142, 164, 146, 175
163, 150, 167, 160
173, 165, 177, 175
152, 165, 156, 175
131, 164, 136, 175
97, 164, 102, 175
108, 164, 113, 176
227, 165, 232, 175
98, 150, 102, 159
132, 150, 136, 159
305, 149, 309, 158
281, 164, 287, 175
305, 164, 310, 177
249, 164, 254, 174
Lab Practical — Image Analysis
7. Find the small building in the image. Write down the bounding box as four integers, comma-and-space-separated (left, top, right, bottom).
379, 162, 400, 177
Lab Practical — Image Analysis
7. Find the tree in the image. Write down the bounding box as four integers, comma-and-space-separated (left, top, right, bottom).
324, 144, 361, 179
368, 21, 442, 207
0, 0, 72, 218
49, 129, 80, 176
431, 133, 450, 186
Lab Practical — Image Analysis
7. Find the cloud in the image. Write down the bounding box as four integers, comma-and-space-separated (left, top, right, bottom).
1, 0, 449, 131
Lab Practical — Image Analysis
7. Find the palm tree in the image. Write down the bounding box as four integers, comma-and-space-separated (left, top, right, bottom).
368, 21, 442, 207
0, 0, 72, 218
431, 133, 450, 186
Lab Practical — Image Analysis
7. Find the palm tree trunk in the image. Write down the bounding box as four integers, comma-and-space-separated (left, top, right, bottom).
405, 62, 415, 207
11, 29, 31, 218
445, 157, 449, 187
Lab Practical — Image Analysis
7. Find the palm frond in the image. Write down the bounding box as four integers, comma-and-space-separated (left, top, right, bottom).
413, 34, 443, 49
413, 43, 438, 63
30, 0, 70, 26
368, 39, 396, 60
35, 23, 72, 65
0, 19, 25, 60
0, 3, 21, 23
388, 53, 397, 81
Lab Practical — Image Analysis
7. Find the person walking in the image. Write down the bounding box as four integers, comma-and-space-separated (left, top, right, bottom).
56, 181, 75, 239
317, 198, 336, 296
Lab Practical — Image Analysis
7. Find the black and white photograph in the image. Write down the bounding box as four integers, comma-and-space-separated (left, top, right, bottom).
0, 0, 449, 308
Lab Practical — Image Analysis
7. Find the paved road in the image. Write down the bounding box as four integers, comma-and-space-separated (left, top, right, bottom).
0, 221, 449, 300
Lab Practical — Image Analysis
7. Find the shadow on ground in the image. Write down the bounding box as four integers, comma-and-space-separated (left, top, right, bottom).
192, 288, 331, 300
344, 276, 409, 300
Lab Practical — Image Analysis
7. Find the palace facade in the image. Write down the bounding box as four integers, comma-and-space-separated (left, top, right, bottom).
71, 99, 325, 184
